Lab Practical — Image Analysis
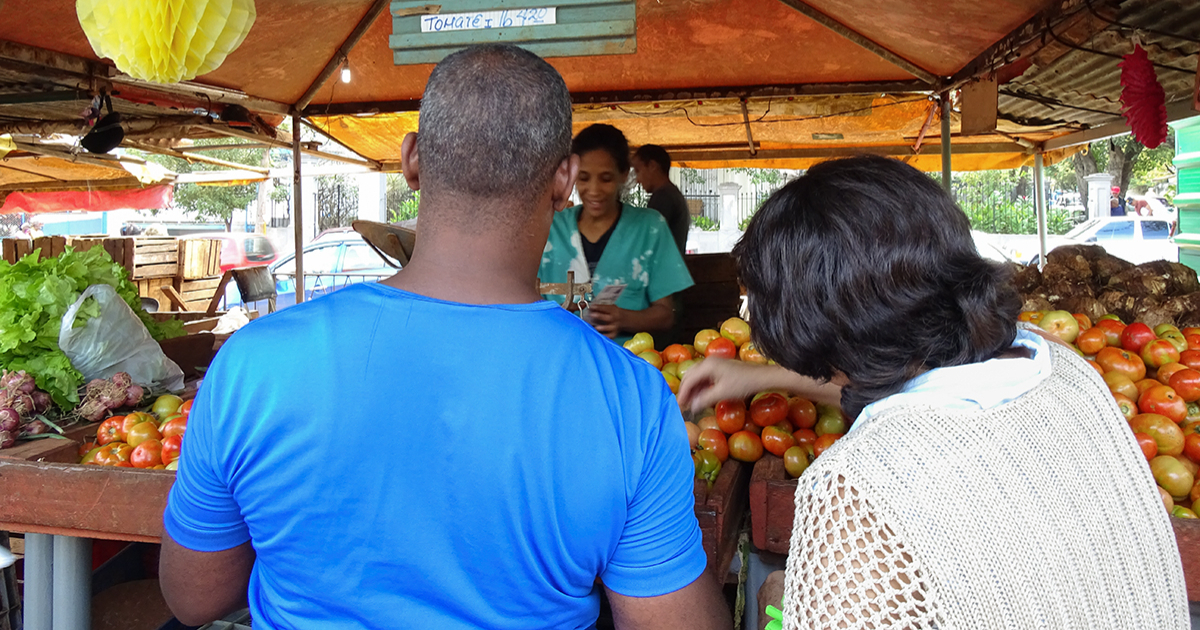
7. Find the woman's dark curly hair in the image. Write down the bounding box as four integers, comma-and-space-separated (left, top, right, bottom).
734, 156, 1021, 419
571, 123, 631, 174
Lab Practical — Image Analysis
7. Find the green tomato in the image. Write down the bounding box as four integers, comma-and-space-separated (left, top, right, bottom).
693, 449, 721, 486
815, 414, 846, 437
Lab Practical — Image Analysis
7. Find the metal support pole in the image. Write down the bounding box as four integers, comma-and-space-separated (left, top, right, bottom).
1035, 152, 1048, 271
23, 533, 53, 630
51, 536, 90, 630
292, 115, 305, 305
940, 93, 952, 193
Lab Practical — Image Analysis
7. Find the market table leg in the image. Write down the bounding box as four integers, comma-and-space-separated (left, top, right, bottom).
51, 535, 91, 630
23, 533, 52, 630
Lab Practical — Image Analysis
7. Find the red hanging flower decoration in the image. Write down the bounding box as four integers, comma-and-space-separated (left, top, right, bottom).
1119, 44, 1168, 148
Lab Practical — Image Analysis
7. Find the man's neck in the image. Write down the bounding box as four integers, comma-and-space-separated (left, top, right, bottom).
379, 223, 545, 306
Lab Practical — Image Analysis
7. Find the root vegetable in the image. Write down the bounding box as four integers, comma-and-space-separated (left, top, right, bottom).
0, 408, 18, 433
76, 399, 107, 423
31, 391, 50, 414
24, 420, 47, 435
86, 379, 109, 398
0, 430, 13, 449
125, 385, 144, 407
111, 372, 132, 388
0, 370, 36, 395
10, 394, 34, 417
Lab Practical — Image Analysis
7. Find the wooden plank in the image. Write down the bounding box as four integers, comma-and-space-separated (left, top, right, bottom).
0, 459, 173, 541
160, 286, 190, 311
180, 277, 222, 292
133, 263, 179, 279
693, 458, 751, 577
133, 251, 178, 265
206, 270, 235, 315
961, 77, 999, 135
1174, 517, 1200, 601
1, 239, 15, 265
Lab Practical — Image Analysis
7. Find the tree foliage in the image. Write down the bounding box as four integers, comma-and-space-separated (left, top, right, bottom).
1067, 130, 1175, 207
139, 139, 266, 229
386, 173, 420, 223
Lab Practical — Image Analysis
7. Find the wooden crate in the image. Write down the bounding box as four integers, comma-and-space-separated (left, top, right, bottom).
0, 238, 34, 265
680, 253, 742, 344
131, 236, 179, 280
178, 238, 223, 280
695, 457, 752, 578
748, 454, 797, 555
3, 236, 136, 276
136, 277, 174, 311
177, 275, 223, 312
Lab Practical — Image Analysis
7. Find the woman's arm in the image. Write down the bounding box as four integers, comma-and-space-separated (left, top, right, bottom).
587, 295, 676, 339
677, 359, 842, 412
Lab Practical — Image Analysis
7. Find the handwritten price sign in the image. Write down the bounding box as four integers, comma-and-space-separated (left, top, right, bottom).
421, 8, 557, 33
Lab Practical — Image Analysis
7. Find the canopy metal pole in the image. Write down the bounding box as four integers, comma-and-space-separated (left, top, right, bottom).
940, 93, 952, 192
1035, 152, 1048, 271
50, 536, 90, 630
292, 115, 305, 305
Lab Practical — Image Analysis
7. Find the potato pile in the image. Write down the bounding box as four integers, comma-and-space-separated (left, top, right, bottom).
1013, 245, 1200, 329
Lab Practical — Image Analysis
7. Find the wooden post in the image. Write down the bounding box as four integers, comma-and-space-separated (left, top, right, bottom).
292, 115, 305, 305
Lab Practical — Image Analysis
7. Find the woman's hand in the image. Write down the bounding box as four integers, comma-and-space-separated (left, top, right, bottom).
586, 304, 623, 339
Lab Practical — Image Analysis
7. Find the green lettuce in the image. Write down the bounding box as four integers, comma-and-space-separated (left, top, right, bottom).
0, 246, 186, 409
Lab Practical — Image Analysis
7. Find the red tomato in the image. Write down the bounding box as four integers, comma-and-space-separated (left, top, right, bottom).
1169, 369, 1200, 403
1134, 378, 1162, 399
661, 344, 692, 364
94, 443, 133, 466
1134, 432, 1158, 461
750, 393, 789, 428
728, 430, 764, 463
161, 435, 182, 465
1086, 360, 1105, 376
761, 424, 796, 458
121, 412, 155, 440
1121, 322, 1157, 354
1182, 350, 1200, 371
738, 342, 768, 364
788, 397, 817, 430
160, 416, 188, 439
1186, 335, 1200, 352
1140, 385, 1188, 424
1141, 339, 1182, 369
715, 400, 747, 435
792, 428, 817, 447
1185, 434, 1200, 465
1112, 393, 1138, 421
1094, 319, 1126, 347
178, 399, 194, 418
1073, 313, 1093, 331
96, 416, 124, 446
1096, 347, 1147, 382
740, 418, 763, 435
813, 433, 842, 458
1017, 311, 1044, 324
130, 439, 163, 469
1157, 362, 1190, 386
1075, 328, 1107, 355
1103, 372, 1139, 400
125, 421, 162, 448
704, 337, 737, 359
697, 429, 729, 462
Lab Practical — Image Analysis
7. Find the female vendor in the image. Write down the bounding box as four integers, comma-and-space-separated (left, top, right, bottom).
539, 124, 693, 343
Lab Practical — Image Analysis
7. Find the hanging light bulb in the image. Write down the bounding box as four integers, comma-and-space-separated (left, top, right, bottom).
341, 65, 352, 83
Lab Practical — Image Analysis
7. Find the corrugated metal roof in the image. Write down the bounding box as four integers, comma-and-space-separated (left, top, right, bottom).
999, 0, 1200, 129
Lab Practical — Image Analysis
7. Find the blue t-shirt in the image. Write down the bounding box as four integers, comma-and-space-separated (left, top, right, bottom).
164, 283, 706, 630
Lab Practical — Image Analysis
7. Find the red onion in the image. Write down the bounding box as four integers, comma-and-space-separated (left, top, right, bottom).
31, 391, 51, 414
0, 408, 18, 433
24, 420, 46, 435
112, 372, 133, 388
0, 430, 14, 449
0, 370, 34, 394
10, 394, 33, 417
125, 385, 145, 407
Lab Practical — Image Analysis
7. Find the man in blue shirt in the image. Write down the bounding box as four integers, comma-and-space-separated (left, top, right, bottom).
159, 44, 731, 630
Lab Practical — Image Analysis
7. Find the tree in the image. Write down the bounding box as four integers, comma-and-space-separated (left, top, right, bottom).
386, 173, 419, 222
315, 174, 358, 232
1069, 131, 1175, 208
139, 139, 266, 230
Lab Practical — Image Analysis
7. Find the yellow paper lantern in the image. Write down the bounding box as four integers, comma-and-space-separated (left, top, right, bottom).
77, 0, 256, 84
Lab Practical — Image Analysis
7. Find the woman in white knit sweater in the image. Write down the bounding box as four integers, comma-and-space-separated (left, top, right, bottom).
678, 156, 1188, 629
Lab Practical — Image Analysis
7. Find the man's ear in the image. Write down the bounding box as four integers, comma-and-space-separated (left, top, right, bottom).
400, 132, 421, 191
550, 154, 580, 213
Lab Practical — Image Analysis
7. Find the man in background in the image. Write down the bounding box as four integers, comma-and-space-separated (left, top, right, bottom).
633, 144, 690, 254
159, 44, 731, 630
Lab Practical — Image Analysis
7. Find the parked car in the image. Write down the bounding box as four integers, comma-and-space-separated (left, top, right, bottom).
190, 232, 279, 272
971, 231, 1018, 265
227, 233, 397, 311
1019, 215, 1178, 266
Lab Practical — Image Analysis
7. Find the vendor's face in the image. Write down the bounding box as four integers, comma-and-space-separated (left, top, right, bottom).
576, 149, 627, 219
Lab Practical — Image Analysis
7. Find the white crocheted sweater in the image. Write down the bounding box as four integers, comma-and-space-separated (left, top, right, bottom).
782, 340, 1189, 630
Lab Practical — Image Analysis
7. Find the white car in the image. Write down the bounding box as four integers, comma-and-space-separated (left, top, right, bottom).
1020, 215, 1178, 266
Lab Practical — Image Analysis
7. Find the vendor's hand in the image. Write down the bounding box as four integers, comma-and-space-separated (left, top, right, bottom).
677, 358, 779, 414
586, 304, 624, 339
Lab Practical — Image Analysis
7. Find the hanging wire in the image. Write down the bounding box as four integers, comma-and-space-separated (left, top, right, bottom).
1046, 19, 1195, 74
1083, 0, 1200, 45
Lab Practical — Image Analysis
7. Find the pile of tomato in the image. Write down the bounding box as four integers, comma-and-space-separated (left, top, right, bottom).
78, 394, 191, 470
626, 318, 849, 484
1029, 309, 1200, 518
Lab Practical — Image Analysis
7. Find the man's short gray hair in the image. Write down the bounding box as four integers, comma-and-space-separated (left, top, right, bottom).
418, 44, 572, 202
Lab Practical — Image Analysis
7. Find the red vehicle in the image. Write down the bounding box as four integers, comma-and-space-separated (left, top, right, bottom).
191, 232, 278, 271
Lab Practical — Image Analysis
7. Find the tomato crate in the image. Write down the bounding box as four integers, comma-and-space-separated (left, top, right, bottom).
748, 454, 797, 555
694, 457, 751, 578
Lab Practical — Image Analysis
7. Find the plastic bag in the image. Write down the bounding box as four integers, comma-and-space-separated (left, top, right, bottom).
59, 284, 185, 393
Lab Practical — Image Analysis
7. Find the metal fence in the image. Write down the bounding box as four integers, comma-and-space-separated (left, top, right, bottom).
0, 213, 24, 237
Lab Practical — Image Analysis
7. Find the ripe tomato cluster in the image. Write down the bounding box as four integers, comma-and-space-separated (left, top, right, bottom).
79, 395, 191, 470
626, 318, 850, 484
1029, 308, 1200, 519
